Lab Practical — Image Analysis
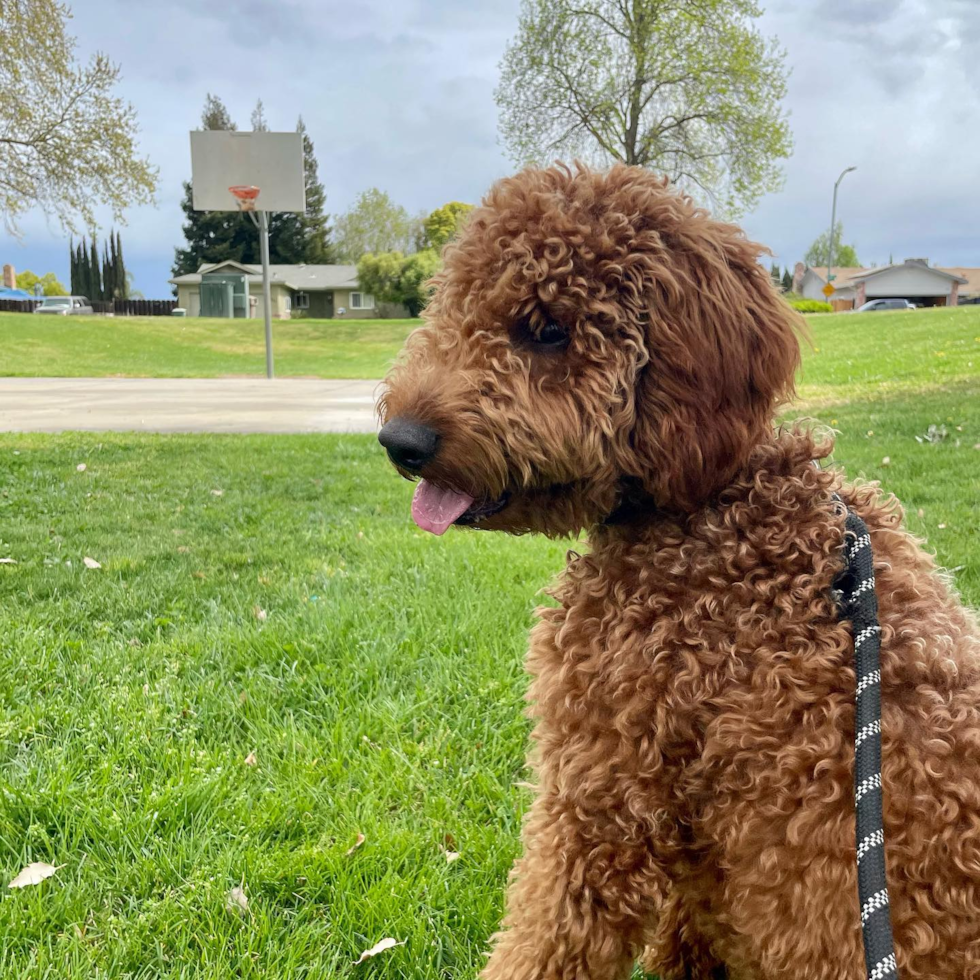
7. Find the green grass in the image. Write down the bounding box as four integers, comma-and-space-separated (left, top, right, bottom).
0, 312, 418, 380
0, 307, 978, 977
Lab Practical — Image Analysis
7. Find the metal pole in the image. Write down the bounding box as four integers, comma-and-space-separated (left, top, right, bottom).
828, 166, 857, 287
258, 209, 274, 380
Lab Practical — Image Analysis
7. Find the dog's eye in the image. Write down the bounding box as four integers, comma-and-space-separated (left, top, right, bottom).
533, 321, 568, 348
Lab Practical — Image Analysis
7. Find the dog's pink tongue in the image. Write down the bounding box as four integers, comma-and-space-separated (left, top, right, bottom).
411, 480, 475, 536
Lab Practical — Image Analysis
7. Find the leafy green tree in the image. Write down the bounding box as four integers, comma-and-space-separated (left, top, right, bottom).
496, 0, 791, 216
770, 263, 781, 288
358, 249, 441, 317
16, 270, 67, 295
397, 250, 441, 315
805, 222, 860, 269
422, 202, 473, 251
334, 189, 412, 262
0, 0, 157, 235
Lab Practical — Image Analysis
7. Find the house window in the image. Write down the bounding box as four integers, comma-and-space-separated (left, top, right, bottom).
350, 292, 374, 310
293, 291, 310, 309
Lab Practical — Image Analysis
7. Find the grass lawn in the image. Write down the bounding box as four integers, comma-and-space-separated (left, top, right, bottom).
0, 312, 418, 380
0, 307, 978, 977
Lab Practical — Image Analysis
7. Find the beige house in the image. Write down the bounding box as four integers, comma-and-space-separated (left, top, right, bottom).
792, 259, 974, 311
169, 260, 409, 319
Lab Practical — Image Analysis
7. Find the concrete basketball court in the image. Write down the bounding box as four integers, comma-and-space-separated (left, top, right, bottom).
0, 378, 380, 434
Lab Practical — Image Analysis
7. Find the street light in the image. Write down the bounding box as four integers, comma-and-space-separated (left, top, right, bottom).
827, 166, 857, 288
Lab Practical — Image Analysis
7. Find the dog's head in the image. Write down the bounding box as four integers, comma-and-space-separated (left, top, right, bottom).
378, 164, 802, 537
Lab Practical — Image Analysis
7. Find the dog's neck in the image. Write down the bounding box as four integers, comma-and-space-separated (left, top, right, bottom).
593, 428, 834, 548
600, 476, 660, 527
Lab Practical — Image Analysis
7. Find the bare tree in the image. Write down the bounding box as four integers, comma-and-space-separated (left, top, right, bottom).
496, 0, 792, 216
0, 0, 157, 234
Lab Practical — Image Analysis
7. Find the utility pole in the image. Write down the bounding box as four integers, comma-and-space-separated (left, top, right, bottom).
828, 166, 857, 285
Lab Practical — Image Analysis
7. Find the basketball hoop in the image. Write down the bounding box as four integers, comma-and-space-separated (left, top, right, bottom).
229, 185, 261, 212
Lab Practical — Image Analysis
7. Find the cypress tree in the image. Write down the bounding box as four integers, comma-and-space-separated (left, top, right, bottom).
114, 231, 127, 300
89, 237, 101, 300
108, 235, 117, 298
83, 239, 94, 299
78, 238, 88, 298
68, 240, 76, 294
297, 115, 332, 263
102, 243, 112, 303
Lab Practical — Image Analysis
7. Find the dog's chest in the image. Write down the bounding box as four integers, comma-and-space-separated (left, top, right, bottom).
527, 533, 855, 803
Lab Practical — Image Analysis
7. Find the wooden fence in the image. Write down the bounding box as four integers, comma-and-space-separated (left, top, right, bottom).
0, 299, 35, 313
0, 298, 178, 316
91, 299, 178, 316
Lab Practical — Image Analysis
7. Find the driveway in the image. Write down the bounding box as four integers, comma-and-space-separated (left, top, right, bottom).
0, 378, 381, 434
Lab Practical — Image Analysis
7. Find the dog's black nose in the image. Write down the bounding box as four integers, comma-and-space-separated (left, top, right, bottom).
378, 418, 439, 472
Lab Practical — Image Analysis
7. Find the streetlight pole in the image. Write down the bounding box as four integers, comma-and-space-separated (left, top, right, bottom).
828, 166, 857, 287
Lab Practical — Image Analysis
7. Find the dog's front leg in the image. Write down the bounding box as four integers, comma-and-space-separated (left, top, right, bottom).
481, 781, 661, 980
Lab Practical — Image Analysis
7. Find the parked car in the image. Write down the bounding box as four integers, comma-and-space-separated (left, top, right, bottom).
855, 298, 916, 312
33, 295, 94, 315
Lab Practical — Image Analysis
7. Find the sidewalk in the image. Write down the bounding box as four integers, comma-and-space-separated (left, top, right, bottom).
0, 378, 381, 434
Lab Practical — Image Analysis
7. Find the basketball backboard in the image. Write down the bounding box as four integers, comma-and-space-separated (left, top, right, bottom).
190, 131, 305, 212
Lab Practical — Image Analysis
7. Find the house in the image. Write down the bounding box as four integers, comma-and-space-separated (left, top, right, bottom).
0, 263, 33, 300
792, 259, 972, 311
168, 260, 409, 319
939, 267, 980, 304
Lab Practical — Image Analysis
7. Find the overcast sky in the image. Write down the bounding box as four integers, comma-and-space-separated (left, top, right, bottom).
2, 0, 977, 296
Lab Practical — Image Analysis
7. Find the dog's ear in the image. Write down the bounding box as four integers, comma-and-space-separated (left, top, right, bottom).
626, 220, 803, 511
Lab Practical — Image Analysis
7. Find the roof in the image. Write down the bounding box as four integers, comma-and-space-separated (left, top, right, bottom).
0, 286, 35, 299
169, 260, 359, 290
803, 266, 873, 287
850, 263, 968, 285
939, 267, 980, 295
806, 262, 969, 286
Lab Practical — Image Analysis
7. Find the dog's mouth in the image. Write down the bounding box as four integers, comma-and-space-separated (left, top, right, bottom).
411, 479, 510, 536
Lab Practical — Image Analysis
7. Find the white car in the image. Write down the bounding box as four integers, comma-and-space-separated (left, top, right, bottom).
33, 295, 94, 316
855, 298, 916, 312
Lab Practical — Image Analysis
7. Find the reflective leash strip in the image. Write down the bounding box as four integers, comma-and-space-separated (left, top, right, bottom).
832, 495, 899, 979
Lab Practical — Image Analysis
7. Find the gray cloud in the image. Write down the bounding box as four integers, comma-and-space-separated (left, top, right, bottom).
809, 0, 904, 27
2, 0, 978, 296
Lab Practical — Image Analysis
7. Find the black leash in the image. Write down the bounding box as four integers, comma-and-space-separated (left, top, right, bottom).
831, 494, 899, 980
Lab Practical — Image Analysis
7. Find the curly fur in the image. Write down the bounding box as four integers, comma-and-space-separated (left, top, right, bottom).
379, 164, 980, 979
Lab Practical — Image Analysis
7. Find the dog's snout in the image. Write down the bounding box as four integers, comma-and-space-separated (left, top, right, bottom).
378, 418, 440, 472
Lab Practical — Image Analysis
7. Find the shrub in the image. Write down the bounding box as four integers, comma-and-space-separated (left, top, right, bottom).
787, 298, 833, 313
357, 249, 441, 317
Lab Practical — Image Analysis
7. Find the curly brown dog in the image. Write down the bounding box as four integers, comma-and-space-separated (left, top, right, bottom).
378, 163, 980, 979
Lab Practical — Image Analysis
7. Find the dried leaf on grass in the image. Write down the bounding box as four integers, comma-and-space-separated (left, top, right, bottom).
76, 463, 87, 473
83, 557, 101, 569
9, 862, 62, 889
445, 850, 460, 863
211, 488, 224, 497
355, 938, 404, 964
0, 558, 17, 565
226, 884, 249, 914
244, 751, 257, 767
253, 606, 267, 622
345, 833, 366, 857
